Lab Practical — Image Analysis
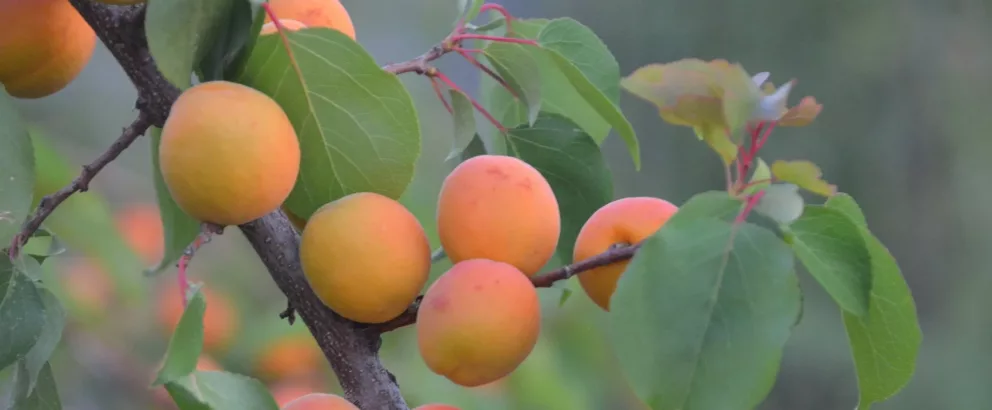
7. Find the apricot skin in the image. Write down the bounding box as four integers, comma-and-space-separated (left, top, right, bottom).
281, 393, 359, 410
260, 19, 308, 35
300, 192, 431, 324
417, 259, 541, 387
574, 197, 679, 311
255, 334, 323, 380
0, 0, 96, 99
437, 155, 560, 277
265, 0, 356, 40
158, 81, 300, 226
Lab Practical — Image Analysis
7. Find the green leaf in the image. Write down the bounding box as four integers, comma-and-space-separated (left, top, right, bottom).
786, 205, 872, 317
719, 63, 762, 141
754, 183, 805, 224
505, 113, 613, 263
0, 86, 35, 246
0, 258, 45, 372
19, 228, 67, 266
771, 160, 837, 197
7, 360, 61, 410
457, 134, 487, 163
153, 286, 207, 386
149, 127, 201, 275
457, 0, 485, 26
21, 287, 65, 395
826, 194, 921, 408
483, 40, 543, 126
558, 287, 573, 307
146, 0, 238, 89
164, 370, 280, 410
537, 18, 640, 169
692, 122, 737, 166
444, 90, 478, 162
482, 19, 611, 148
196, 0, 260, 82
234, 28, 421, 220
610, 192, 801, 410
746, 157, 771, 194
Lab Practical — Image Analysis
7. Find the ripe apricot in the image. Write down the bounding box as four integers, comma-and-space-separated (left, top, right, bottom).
255, 334, 324, 380
265, 0, 356, 40
437, 155, 560, 276
260, 19, 308, 35
115, 204, 165, 265
158, 81, 300, 226
300, 192, 430, 324
574, 197, 679, 311
271, 382, 321, 408
157, 283, 239, 352
0, 0, 96, 99
417, 259, 541, 387
281, 393, 359, 410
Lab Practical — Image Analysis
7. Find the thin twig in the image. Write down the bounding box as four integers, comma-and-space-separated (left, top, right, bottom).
7, 112, 153, 259
177, 223, 224, 306
434, 71, 507, 133
374, 243, 641, 332
454, 47, 519, 99
429, 77, 454, 115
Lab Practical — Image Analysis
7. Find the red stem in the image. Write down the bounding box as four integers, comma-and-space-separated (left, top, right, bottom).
435, 71, 507, 133
451, 34, 537, 46
735, 190, 766, 224
479, 3, 514, 33
429, 77, 454, 115
454, 47, 519, 99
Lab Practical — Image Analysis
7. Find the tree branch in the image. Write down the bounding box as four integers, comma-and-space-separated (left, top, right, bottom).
7, 112, 153, 258
373, 243, 642, 333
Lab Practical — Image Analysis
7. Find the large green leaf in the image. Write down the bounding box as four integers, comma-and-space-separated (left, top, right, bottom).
7, 360, 61, 410
0, 258, 45, 372
234, 28, 421, 220
610, 192, 801, 410
149, 127, 201, 274
786, 205, 872, 316
505, 114, 613, 263
826, 193, 921, 409
482, 40, 542, 126
445, 90, 478, 162
195, 0, 261, 82
164, 370, 279, 410
146, 0, 239, 89
153, 287, 207, 386
21, 286, 65, 394
0, 86, 34, 246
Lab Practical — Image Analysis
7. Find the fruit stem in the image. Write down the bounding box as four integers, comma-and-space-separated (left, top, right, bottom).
734, 190, 766, 225
434, 71, 507, 133
479, 3, 514, 33
453, 47, 519, 99
428, 77, 454, 115
176, 223, 224, 307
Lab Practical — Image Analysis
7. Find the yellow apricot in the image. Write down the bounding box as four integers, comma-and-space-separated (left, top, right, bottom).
0, 0, 96, 99
281, 393, 359, 410
574, 197, 679, 311
437, 155, 560, 276
265, 0, 356, 40
260, 19, 309, 35
158, 81, 300, 226
300, 192, 431, 324
417, 259, 541, 387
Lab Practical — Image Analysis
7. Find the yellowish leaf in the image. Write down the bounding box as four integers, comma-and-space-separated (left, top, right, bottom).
694, 123, 738, 165
770, 160, 837, 197
779, 96, 823, 127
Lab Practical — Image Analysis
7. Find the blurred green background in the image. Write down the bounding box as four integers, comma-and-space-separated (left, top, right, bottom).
5, 0, 988, 409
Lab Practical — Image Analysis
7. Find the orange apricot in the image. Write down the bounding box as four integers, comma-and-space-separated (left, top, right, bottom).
158, 81, 300, 226
255, 334, 324, 381
281, 393, 359, 410
271, 382, 321, 408
437, 155, 560, 276
156, 283, 239, 352
260, 19, 309, 35
574, 197, 679, 311
0, 0, 96, 99
265, 0, 356, 40
417, 259, 541, 387
60, 258, 114, 315
300, 192, 430, 324
115, 204, 165, 265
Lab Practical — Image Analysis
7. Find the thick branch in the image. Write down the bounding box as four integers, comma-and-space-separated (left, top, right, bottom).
374, 243, 642, 333
7, 112, 153, 258
239, 212, 406, 409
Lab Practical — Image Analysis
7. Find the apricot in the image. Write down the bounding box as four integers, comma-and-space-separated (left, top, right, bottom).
255, 334, 324, 380
271, 382, 321, 408
417, 259, 541, 387
437, 155, 560, 276
281, 393, 359, 410
60, 258, 114, 316
574, 197, 679, 311
260, 19, 309, 35
300, 192, 430, 323
115, 204, 165, 265
0, 0, 96, 99
158, 81, 300, 226
265, 0, 356, 40
157, 283, 239, 352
